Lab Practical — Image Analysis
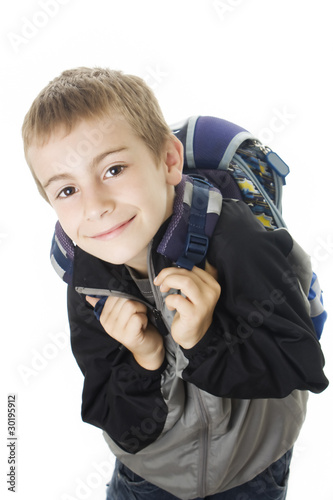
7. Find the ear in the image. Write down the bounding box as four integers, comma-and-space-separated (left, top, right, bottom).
163, 135, 184, 186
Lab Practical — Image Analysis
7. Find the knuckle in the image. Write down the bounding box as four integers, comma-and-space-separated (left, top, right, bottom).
128, 300, 147, 317
128, 313, 142, 330
173, 294, 183, 307
102, 296, 114, 311
124, 300, 139, 314
182, 276, 193, 288
212, 280, 221, 295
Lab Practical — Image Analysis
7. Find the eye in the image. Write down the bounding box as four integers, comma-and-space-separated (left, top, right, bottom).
105, 165, 126, 178
57, 186, 77, 199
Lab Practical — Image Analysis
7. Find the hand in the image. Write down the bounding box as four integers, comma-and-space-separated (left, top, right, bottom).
154, 263, 221, 349
86, 296, 165, 370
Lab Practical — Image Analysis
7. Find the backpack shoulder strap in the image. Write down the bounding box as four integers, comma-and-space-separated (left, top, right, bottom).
157, 175, 223, 270
175, 177, 212, 270
170, 115, 251, 269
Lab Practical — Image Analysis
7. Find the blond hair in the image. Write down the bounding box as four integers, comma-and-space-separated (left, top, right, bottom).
22, 67, 171, 201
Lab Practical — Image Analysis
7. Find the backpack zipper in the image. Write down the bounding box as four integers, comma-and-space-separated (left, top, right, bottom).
233, 152, 287, 228
251, 140, 285, 213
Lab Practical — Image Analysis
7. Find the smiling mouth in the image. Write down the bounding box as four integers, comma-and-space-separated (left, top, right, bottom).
91, 216, 135, 240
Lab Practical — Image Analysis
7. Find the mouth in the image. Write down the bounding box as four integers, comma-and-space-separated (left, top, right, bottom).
90, 216, 136, 241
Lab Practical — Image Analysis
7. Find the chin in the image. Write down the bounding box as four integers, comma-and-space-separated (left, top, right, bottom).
93, 250, 134, 266
83, 240, 148, 268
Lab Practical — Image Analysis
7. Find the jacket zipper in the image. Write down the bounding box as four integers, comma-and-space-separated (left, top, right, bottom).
195, 387, 210, 497
75, 253, 170, 338
146, 241, 171, 337
75, 286, 149, 307
147, 240, 209, 496
79, 248, 211, 494
151, 308, 170, 337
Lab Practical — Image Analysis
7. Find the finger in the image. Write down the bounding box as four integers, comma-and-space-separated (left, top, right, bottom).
166, 276, 205, 308
155, 265, 217, 289
189, 266, 221, 298
96, 296, 123, 327
121, 299, 148, 318
102, 298, 147, 330
156, 269, 203, 297
119, 300, 148, 328
101, 296, 125, 320
101, 297, 146, 318
154, 267, 184, 286
165, 293, 193, 316
86, 296, 100, 307
111, 305, 148, 347
191, 265, 219, 287
205, 260, 218, 280
156, 268, 220, 308
86, 296, 109, 322
154, 267, 200, 290
126, 311, 148, 334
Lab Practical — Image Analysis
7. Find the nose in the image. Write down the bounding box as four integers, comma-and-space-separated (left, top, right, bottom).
83, 185, 115, 221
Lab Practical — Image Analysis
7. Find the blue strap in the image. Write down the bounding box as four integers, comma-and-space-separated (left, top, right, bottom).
176, 178, 210, 270
308, 272, 327, 340
93, 296, 108, 321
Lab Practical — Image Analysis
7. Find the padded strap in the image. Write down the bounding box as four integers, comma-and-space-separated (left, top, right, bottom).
175, 178, 210, 270
157, 175, 222, 268
50, 221, 75, 286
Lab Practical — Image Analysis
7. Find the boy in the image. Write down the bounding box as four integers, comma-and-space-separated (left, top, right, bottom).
22, 67, 328, 500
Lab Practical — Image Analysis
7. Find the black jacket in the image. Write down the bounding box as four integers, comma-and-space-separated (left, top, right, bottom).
67, 197, 328, 446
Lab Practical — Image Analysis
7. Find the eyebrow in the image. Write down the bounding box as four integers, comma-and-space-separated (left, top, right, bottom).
43, 147, 127, 189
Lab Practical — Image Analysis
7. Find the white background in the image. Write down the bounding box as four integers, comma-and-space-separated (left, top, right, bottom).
1, 1, 332, 499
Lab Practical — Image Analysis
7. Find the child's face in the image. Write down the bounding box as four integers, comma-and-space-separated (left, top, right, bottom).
29, 115, 183, 276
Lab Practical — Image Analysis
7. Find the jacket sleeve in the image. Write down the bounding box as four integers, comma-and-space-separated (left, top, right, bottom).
67, 286, 168, 454
180, 200, 329, 399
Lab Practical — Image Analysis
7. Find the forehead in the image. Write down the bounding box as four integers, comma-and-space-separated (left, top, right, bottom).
36, 114, 132, 150
28, 115, 137, 172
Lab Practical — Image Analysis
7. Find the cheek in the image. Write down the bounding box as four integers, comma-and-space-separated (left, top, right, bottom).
141, 190, 166, 218
55, 210, 78, 241
60, 223, 76, 243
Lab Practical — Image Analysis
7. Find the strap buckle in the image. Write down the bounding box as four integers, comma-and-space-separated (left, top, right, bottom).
176, 232, 209, 270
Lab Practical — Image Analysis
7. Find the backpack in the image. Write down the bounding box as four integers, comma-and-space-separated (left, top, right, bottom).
169, 115, 326, 339
50, 115, 327, 339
